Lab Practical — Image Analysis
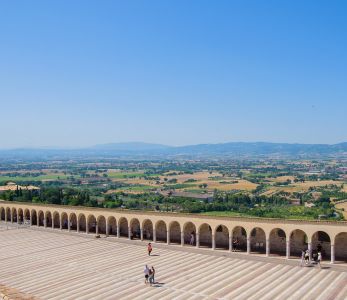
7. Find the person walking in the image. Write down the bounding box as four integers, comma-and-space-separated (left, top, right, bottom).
190, 233, 195, 246
144, 265, 150, 284
317, 252, 322, 268
300, 250, 305, 267
304, 249, 310, 265
147, 243, 152, 256
151, 266, 155, 284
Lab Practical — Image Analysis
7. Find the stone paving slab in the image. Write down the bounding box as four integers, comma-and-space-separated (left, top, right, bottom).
0, 228, 346, 300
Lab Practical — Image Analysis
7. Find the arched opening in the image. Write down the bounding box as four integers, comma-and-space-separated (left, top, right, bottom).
6, 207, 11, 222
290, 229, 308, 257
53, 212, 60, 229
45, 211, 52, 227
130, 218, 140, 239
250, 227, 266, 254
312, 231, 331, 261
78, 214, 86, 232
38, 211, 44, 226
24, 209, 31, 224
199, 223, 212, 248
232, 226, 247, 252
183, 222, 196, 246
12, 208, 17, 223
119, 217, 128, 238
18, 208, 23, 223
215, 225, 229, 250
155, 220, 167, 243
269, 228, 287, 256
335, 232, 347, 262
108, 216, 117, 236
169, 221, 181, 244
87, 215, 97, 233
142, 219, 153, 241
31, 210, 37, 226
69, 213, 77, 231
97, 215, 106, 235
0, 207, 5, 221
61, 213, 68, 230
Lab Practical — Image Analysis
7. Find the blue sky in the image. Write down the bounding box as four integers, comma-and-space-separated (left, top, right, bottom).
0, 1, 346, 148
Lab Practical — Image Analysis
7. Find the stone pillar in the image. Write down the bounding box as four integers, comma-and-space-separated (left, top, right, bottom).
229, 232, 233, 252
153, 229, 157, 243
212, 234, 216, 250
330, 244, 335, 264
60, 219, 63, 230
96, 223, 99, 235
106, 221, 109, 237
30, 216, 32, 226
140, 228, 144, 241
77, 221, 79, 233
4, 210, 7, 223
286, 239, 290, 259
181, 231, 184, 246
68, 220, 71, 232
247, 238, 251, 254
117, 226, 120, 238
196, 233, 200, 248
266, 239, 270, 257
10, 212, 13, 223
308, 242, 312, 261
128, 227, 131, 239
44, 218, 47, 228
167, 230, 170, 245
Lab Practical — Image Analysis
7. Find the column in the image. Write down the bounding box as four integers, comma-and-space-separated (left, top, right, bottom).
167, 230, 170, 245
266, 239, 270, 256
68, 220, 71, 232
86, 224, 89, 234
128, 227, 131, 239
196, 233, 200, 248
44, 218, 47, 228
247, 238, 251, 254
30, 216, 32, 226
330, 244, 335, 264
286, 239, 290, 259
308, 242, 312, 261
76, 221, 79, 233
60, 219, 62, 230
4, 210, 7, 223
181, 231, 184, 246
96, 223, 99, 235
106, 221, 109, 237
229, 232, 233, 252
140, 228, 144, 241
153, 229, 157, 243
10, 212, 13, 223
117, 226, 120, 238
212, 234, 216, 250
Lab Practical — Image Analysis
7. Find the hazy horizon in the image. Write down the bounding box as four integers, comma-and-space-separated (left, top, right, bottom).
1, 1, 346, 148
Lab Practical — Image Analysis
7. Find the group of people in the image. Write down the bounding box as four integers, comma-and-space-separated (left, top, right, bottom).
300, 248, 322, 268
144, 265, 156, 285
232, 238, 240, 251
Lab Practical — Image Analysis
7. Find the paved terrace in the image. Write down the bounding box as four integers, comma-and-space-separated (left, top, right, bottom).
0, 225, 346, 300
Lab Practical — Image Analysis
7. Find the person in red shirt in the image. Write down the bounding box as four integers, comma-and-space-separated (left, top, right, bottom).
147, 243, 152, 256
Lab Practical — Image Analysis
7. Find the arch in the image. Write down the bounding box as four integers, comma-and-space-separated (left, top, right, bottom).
18, 208, 23, 224
24, 209, 31, 224
31, 209, 37, 226
155, 220, 167, 243
215, 224, 229, 249
38, 210, 45, 226
269, 228, 287, 256
290, 229, 308, 257
130, 218, 140, 239
97, 215, 106, 235
183, 222, 197, 246
78, 214, 86, 232
142, 219, 153, 241
69, 213, 77, 231
0, 207, 5, 221
61, 212, 68, 230
6, 207, 11, 222
199, 223, 212, 248
232, 226, 247, 252
87, 215, 97, 233
45, 211, 52, 227
311, 231, 331, 261
107, 216, 117, 236
334, 232, 347, 262
119, 217, 128, 238
12, 208, 17, 223
250, 227, 266, 254
53, 211, 60, 229
169, 221, 181, 244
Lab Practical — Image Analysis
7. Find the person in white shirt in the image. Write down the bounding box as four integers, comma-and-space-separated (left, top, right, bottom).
144, 265, 150, 284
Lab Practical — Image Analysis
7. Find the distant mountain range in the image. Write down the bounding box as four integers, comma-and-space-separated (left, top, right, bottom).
1, 141, 347, 159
